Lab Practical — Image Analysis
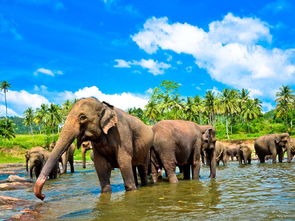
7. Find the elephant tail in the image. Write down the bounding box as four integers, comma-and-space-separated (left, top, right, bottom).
149, 146, 162, 175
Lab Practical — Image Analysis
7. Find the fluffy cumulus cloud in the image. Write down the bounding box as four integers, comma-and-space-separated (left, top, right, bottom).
0, 104, 19, 117
0, 90, 50, 116
132, 13, 295, 98
74, 86, 148, 110
0, 86, 148, 116
34, 68, 64, 77
114, 58, 171, 75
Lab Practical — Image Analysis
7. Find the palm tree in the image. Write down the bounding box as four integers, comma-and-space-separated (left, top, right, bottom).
204, 91, 217, 125
61, 100, 74, 123
0, 81, 11, 118
24, 107, 34, 134
0, 118, 15, 139
241, 99, 262, 133
275, 85, 295, 127
34, 104, 48, 134
144, 100, 159, 123
220, 89, 240, 139
47, 104, 62, 134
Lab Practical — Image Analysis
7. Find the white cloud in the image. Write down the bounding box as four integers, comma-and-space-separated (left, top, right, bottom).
0, 104, 20, 117
0, 85, 149, 116
114, 59, 131, 68
114, 58, 171, 75
132, 13, 295, 99
34, 68, 63, 77
0, 90, 50, 116
74, 86, 148, 110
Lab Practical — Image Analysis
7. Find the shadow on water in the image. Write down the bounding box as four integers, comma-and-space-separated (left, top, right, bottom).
1, 161, 295, 220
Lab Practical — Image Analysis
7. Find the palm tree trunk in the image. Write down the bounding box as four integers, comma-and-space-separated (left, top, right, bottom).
4, 91, 8, 119
226, 117, 229, 139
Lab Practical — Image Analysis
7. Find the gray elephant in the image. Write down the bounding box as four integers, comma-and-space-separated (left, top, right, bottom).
215, 142, 228, 166
226, 145, 240, 161
80, 141, 94, 169
48, 141, 76, 174
254, 133, 291, 163
25, 147, 59, 179
150, 120, 216, 184
238, 145, 252, 165
34, 98, 153, 200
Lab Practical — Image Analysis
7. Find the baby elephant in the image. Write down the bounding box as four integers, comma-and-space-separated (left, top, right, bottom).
25, 147, 59, 179
48, 141, 76, 173
81, 141, 94, 169
238, 145, 252, 165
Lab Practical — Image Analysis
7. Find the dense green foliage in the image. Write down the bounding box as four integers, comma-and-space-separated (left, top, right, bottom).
128, 80, 295, 138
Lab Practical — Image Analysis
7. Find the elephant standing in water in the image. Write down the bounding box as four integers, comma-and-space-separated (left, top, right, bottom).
25, 147, 59, 179
215, 142, 228, 166
81, 141, 94, 168
238, 145, 252, 165
226, 145, 240, 161
151, 120, 216, 184
254, 133, 291, 163
34, 98, 153, 200
48, 141, 76, 174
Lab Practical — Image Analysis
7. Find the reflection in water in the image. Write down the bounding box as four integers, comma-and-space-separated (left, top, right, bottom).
1, 161, 294, 220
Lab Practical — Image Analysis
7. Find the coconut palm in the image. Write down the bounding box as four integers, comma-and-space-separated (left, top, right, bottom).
275, 85, 295, 127
204, 91, 217, 125
0, 81, 11, 118
241, 99, 262, 133
0, 118, 15, 139
34, 104, 48, 134
220, 89, 240, 139
24, 107, 34, 134
47, 104, 62, 133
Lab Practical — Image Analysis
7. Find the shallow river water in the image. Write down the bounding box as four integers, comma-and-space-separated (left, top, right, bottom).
1, 160, 295, 220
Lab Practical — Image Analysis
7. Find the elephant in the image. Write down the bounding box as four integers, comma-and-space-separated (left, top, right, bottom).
25, 147, 59, 179
226, 145, 240, 161
284, 138, 295, 161
34, 98, 154, 200
215, 142, 228, 166
80, 141, 94, 168
150, 120, 216, 184
254, 133, 291, 163
47, 141, 76, 174
238, 144, 252, 165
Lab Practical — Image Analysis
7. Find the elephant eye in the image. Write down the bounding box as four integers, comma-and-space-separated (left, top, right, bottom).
79, 114, 87, 122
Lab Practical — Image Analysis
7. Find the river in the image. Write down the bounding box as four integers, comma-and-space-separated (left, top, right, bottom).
0, 160, 294, 220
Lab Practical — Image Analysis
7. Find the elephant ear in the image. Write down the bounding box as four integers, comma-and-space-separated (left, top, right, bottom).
274, 135, 281, 144
203, 128, 212, 143
100, 102, 118, 134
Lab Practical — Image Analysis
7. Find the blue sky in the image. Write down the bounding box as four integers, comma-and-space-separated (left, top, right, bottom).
0, 0, 295, 116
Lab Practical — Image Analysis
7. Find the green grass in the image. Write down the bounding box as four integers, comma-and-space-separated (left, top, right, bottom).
0, 134, 91, 163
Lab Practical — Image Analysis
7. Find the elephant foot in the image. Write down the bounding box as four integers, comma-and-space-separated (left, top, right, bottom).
101, 185, 112, 193
168, 174, 178, 184
125, 185, 137, 191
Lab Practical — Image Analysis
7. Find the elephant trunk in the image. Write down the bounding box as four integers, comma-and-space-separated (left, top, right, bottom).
286, 142, 291, 163
34, 121, 79, 201
30, 164, 35, 179
82, 149, 86, 169
26, 159, 29, 172
210, 150, 216, 178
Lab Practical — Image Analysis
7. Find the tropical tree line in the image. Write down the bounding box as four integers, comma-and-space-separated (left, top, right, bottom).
128, 80, 295, 138
23, 100, 75, 135
0, 79, 294, 139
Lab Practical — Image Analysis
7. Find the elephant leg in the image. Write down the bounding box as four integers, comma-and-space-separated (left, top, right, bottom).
132, 166, 138, 187
248, 159, 251, 164
278, 151, 283, 163
93, 150, 112, 193
258, 154, 265, 163
117, 149, 137, 191
272, 151, 277, 163
137, 165, 148, 186
183, 164, 191, 180
151, 161, 159, 183
161, 156, 178, 183
60, 153, 68, 173
69, 157, 74, 173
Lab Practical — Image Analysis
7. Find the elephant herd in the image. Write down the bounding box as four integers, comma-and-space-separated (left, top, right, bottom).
29, 98, 294, 201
